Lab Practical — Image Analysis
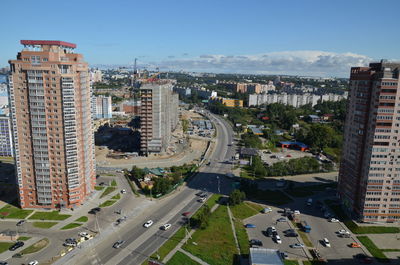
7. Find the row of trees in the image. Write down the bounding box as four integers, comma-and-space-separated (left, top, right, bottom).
246, 156, 333, 178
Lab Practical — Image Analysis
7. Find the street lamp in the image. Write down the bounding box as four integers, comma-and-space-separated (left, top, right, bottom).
217, 176, 220, 193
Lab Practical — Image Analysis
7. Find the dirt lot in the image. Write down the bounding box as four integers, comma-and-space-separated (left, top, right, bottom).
260, 148, 313, 165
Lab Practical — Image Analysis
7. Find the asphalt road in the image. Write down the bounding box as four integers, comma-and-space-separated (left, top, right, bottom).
56, 109, 237, 265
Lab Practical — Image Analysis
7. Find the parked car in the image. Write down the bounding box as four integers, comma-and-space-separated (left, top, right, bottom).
277, 217, 287, 222
120, 189, 127, 194
286, 232, 298, 237
161, 224, 172, 230
280, 252, 288, 259
323, 238, 331, 247
78, 232, 88, 237
245, 224, 256, 228
0, 262, 8, 265
9, 241, 24, 251
350, 242, 361, 248
143, 220, 153, 228
290, 243, 304, 248
294, 210, 300, 215
28, 261, 38, 265
330, 218, 339, 223
113, 240, 125, 249
198, 197, 206, 203
249, 239, 263, 246
262, 207, 272, 213
273, 235, 282, 244
16, 220, 26, 226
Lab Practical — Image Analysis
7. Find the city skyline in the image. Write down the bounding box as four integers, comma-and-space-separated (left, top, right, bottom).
1, 0, 400, 76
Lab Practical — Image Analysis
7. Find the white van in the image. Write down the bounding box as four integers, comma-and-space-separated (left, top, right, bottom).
307, 198, 313, 206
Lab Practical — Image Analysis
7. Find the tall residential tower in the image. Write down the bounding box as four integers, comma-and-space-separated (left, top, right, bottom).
338, 60, 400, 223
8, 40, 96, 209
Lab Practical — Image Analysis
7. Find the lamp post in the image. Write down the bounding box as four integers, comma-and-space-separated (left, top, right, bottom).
217, 176, 220, 193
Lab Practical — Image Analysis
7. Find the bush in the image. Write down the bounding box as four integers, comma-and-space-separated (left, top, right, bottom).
228, 189, 246, 206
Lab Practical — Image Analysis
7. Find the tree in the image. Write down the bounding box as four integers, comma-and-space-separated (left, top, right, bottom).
130, 166, 145, 180
152, 178, 172, 195
192, 205, 211, 229
229, 189, 246, 206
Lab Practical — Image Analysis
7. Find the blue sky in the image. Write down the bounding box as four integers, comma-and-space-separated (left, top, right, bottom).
1, 0, 400, 76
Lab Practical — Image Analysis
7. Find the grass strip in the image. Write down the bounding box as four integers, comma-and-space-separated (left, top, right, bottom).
111, 193, 121, 200
0, 204, 34, 219
166, 251, 201, 265
94, 186, 104, 191
32, 222, 58, 229
61, 223, 82, 230
357, 236, 389, 263
183, 206, 238, 265
0, 242, 14, 254
75, 216, 88, 222
111, 179, 117, 186
233, 219, 249, 255
205, 193, 221, 210
99, 200, 117, 207
150, 226, 187, 260
18, 236, 31, 241
29, 211, 71, 221
20, 238, 49, 255
100, 187, 116, 198
284, 261, 299, 265
230, 202, 260, 220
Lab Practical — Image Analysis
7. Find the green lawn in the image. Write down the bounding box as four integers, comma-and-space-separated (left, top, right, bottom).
75, 216, 88, 222
100, 187, 116, 198
111, 179, 117, 186
247, 189, 292, 205
20, 238, 49, 255
111, 193, 121, 200
94, 186, 104, 191
18, 236, 31, 241
150, 226, 187, 260
0, 242, 14, 254
32, 222, 58, 229
233, 219, 249, 255
28, 211, 71, 221
183, 206, 237, 265
0, 204, 34, 219
284, 260, 300, 265
61, 223, 82, 230
205, 194, 221, 210
166, 251, 201, 265
325, 200, 400, 234
357, 236, 389, 263
99, 200, 117, 207
230, 202, 260, 220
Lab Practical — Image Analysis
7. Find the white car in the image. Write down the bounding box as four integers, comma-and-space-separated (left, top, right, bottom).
323, 238, 331, 247
330, 218, 339, 223
262, 207, 272, 213
337, 229, 349, 235
143, 220, 153, 228
78, 232, 88, 237
294, 210, 300, 215
120, 189, 127, 194
29, 261, 39, 265
161, 223, 172, 230
274, 235, 282, 244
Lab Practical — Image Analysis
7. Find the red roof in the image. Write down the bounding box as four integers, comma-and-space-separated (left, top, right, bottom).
20, 40, 76, 48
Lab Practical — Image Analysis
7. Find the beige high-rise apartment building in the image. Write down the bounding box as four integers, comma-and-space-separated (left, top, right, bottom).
8, 40, 96, 209
338, 60, 400, 223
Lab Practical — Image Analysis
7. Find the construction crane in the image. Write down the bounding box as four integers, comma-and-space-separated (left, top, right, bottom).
146, 67, 161, 82
130, 58, 138, 96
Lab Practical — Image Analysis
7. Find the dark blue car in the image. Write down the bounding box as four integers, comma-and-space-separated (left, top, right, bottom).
245, 223, 256, 228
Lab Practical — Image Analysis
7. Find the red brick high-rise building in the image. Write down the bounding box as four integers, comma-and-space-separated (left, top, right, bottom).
8, 40, 96, 209
338, 60, 400, 223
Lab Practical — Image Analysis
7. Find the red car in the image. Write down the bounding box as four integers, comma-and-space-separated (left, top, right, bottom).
182, 212, 191, 217
286, 154, 292, 157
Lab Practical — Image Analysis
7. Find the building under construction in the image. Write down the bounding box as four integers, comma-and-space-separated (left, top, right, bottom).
140, 82, 179, 154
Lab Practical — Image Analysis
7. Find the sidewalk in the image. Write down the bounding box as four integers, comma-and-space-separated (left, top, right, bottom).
0, 236, 39, 261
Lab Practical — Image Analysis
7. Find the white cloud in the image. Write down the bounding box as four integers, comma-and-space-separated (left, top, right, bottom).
152, 50, 373, 77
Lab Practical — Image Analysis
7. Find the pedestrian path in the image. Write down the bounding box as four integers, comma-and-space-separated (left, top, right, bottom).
180, 249, 210, 265
227, 205, 241, 255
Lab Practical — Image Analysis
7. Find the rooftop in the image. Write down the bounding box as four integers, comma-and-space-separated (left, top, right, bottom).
249, 248, 283, 265
20, 40, 76, 49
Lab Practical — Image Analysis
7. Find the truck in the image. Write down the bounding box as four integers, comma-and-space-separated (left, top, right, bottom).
300, 221, 311, 233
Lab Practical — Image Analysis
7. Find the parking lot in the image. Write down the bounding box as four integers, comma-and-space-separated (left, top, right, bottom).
245, 207, 309, 260
244, 193, 372, 264
260, 148, 313, 166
